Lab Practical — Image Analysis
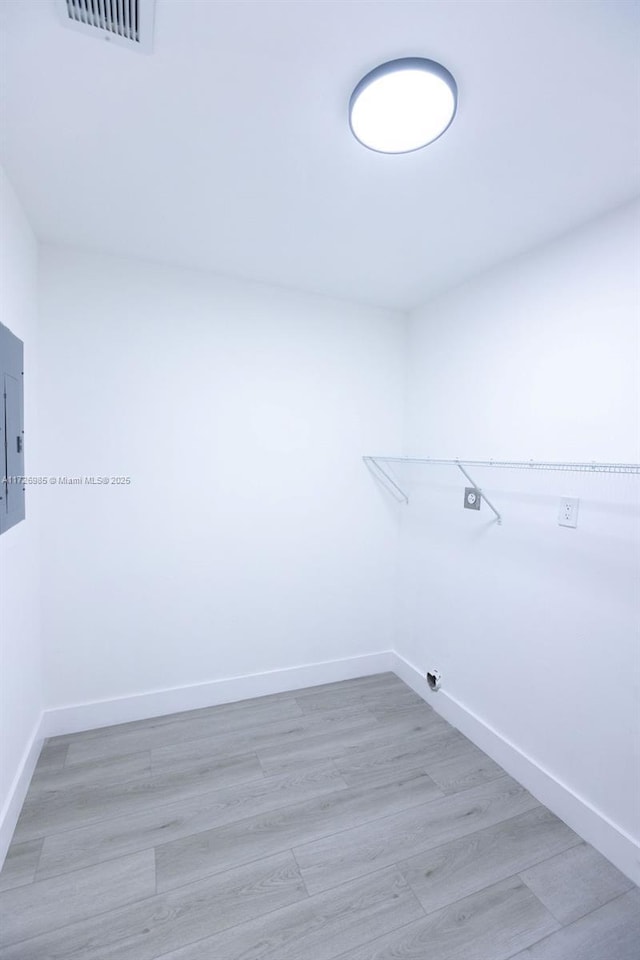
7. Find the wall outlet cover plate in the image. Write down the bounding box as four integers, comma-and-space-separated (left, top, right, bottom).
558, 497, 579, 528
464, 487, 481, 510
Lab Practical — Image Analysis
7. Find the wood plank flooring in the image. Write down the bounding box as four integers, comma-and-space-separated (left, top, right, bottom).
0, 673, 637, 959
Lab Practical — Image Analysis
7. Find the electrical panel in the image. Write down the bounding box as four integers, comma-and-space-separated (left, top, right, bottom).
0, 322, 25, 534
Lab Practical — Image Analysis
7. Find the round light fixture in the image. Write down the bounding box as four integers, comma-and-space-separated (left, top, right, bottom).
349, 57, 457, 154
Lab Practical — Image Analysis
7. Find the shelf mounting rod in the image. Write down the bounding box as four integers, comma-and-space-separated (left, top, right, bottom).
455, 462, 502, 525
364, 456, 409, 504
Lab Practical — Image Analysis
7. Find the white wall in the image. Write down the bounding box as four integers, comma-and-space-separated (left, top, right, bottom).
6, 192, 639, 880
0, 166, 43, 856
38, 248, 405, 710
399, 201, 640, 864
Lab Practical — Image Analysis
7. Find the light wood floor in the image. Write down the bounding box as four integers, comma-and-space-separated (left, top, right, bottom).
0, 673, 637, 959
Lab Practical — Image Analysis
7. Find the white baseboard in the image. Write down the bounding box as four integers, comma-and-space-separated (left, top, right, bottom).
0, 715, 45, 867
391, 651, 640, 886
40, 651, 395, 738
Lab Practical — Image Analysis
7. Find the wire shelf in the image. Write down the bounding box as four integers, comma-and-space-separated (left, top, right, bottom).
363, 457, 640, 475
363, 456, 640, 522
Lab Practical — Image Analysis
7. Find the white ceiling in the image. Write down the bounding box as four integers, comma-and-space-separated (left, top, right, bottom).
1, 0, 639, 310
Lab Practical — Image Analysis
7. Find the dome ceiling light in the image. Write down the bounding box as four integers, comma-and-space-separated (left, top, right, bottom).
349, 57, 458, 154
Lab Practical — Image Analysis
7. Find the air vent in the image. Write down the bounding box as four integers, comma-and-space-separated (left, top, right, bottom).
56, 0, 155, 52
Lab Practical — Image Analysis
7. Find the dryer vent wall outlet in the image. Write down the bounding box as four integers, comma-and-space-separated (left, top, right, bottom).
426, 670, 442, 692
464, 487, 481, 510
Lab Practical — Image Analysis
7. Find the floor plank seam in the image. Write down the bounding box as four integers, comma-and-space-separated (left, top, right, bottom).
21, 764, 351, 850
150, 846, 318, 899
331, 912, 427, 960
0, 844, 306, 952
153, 846, 158, 896
33, 794, 546, 900
398, 866, 557, 922
289, 845, 313, 899
515, 870, 568, 928
28, 777, 355, 882
29, 781, 351, 884
28, 771, 536, 886
515, 861, 629, 929
395, 805, 582, 874
31, 837, 45, 885
52, 707, 311, 758
46, 697, 306, 746
0, 877, 162, 949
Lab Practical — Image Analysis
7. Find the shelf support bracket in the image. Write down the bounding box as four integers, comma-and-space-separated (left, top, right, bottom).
456, 462, 502, 525
364, 456, 409, 504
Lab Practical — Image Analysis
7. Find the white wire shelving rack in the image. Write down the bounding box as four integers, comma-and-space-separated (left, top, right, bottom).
363, 456, 640, 525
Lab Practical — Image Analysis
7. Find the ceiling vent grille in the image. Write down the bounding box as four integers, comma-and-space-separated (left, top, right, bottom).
56, 0, 155, 52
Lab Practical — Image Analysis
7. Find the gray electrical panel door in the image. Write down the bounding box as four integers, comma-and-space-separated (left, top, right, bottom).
1, 323, 25, 534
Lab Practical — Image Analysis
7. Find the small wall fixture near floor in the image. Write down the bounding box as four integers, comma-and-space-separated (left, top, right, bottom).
0, 322, 25, 534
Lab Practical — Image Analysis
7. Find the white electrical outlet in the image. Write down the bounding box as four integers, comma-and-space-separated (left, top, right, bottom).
558, 497, 579, 528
